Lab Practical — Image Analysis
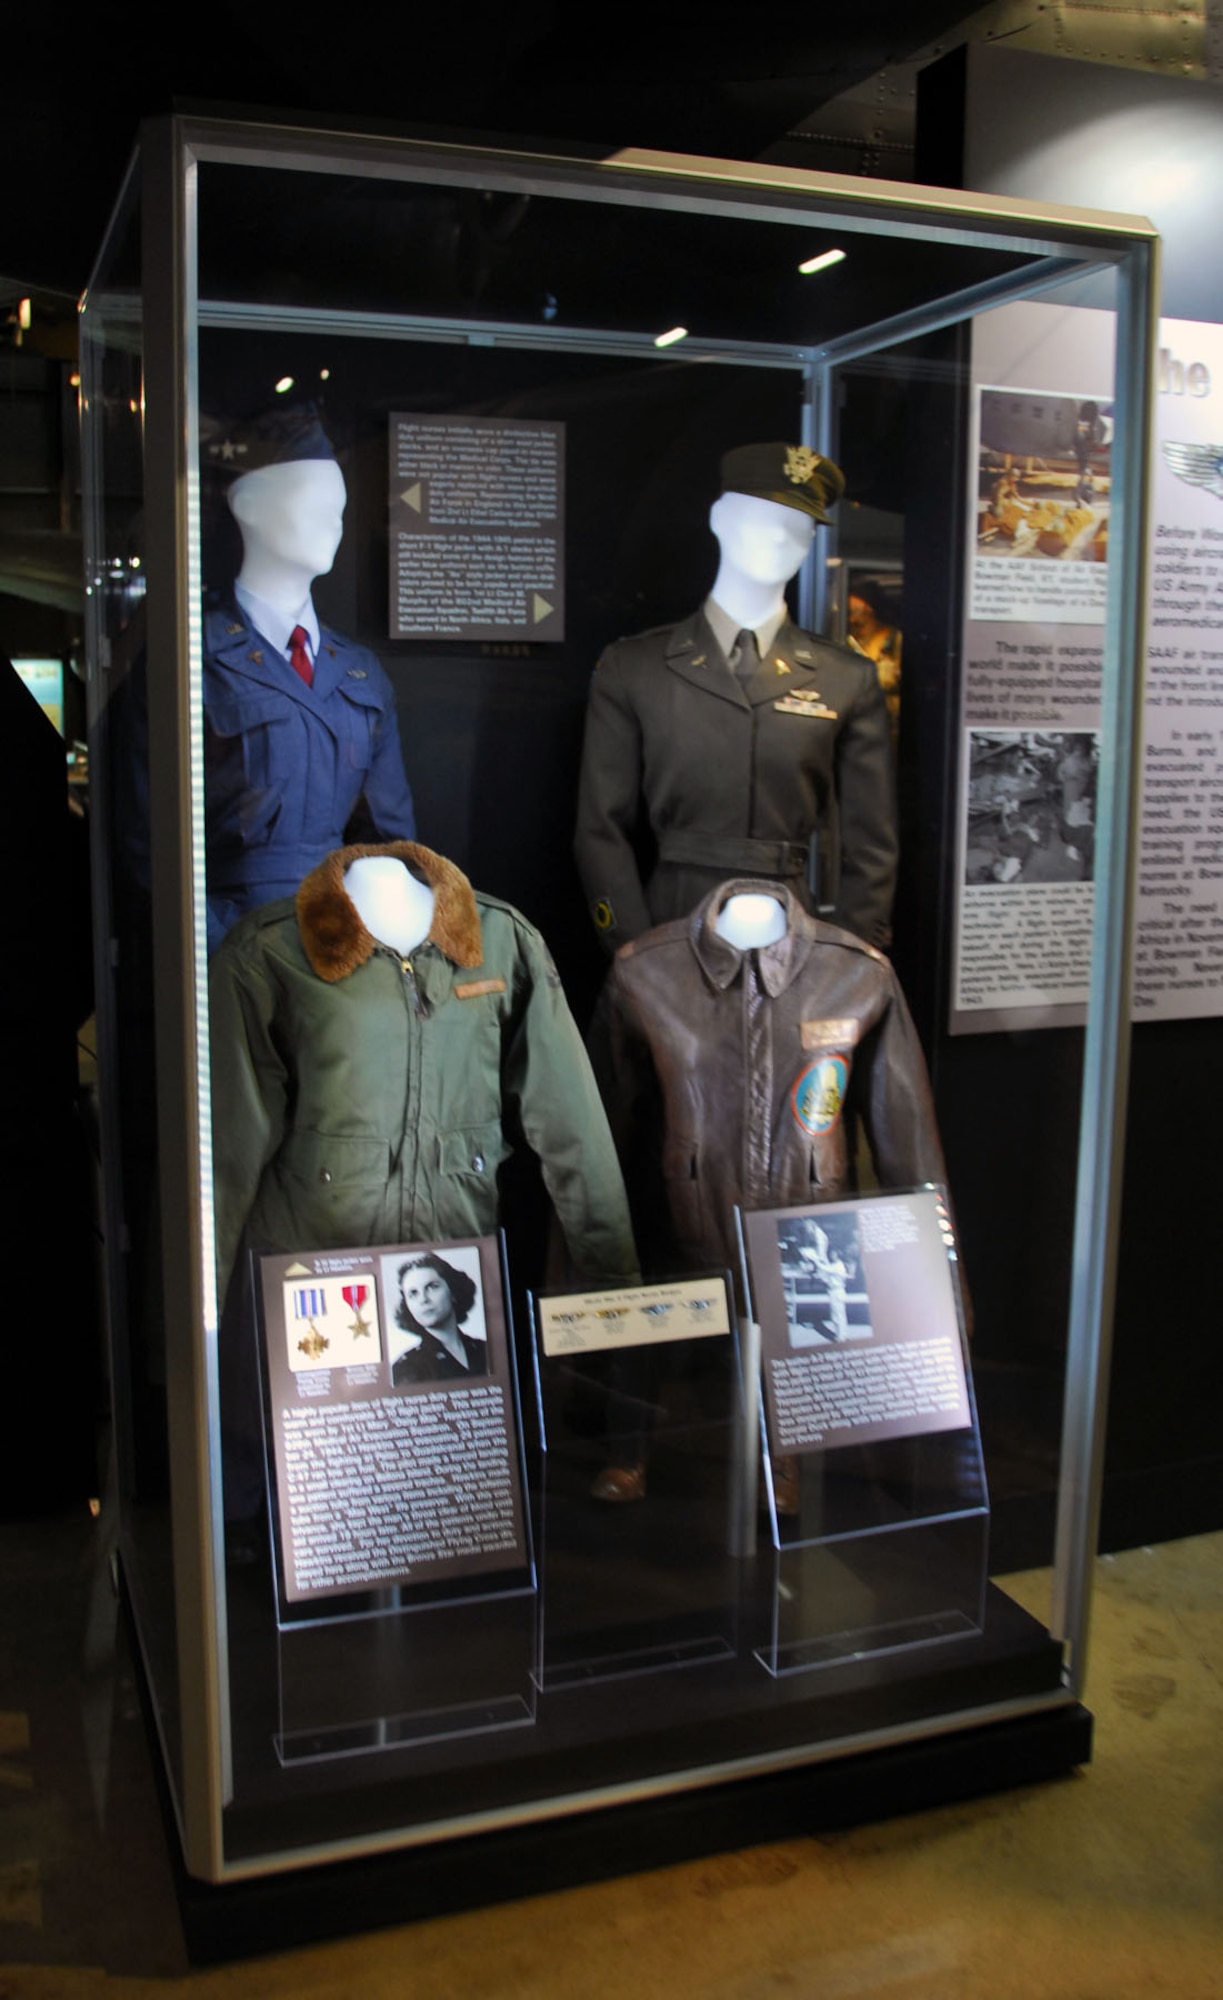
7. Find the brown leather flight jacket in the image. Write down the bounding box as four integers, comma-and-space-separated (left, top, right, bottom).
597, 882, 947, 1276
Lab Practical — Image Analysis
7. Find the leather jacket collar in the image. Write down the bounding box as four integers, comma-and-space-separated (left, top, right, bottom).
687, 879, 883, 999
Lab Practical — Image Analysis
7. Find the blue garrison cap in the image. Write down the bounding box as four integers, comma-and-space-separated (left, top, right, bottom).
201, 402, 336, 479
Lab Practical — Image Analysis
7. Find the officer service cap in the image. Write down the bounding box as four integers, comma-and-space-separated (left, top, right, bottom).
720, 442, 845, 524
201, 402, 336, 479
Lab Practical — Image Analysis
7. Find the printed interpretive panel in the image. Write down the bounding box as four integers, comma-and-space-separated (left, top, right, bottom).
744, 1191, 970, 1456
258, 1237, 529, 1605
958, 304, 1223, 1028
388, 413, 564, 641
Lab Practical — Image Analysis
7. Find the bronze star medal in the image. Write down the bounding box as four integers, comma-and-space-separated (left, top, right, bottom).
342, 1283, 372, 1336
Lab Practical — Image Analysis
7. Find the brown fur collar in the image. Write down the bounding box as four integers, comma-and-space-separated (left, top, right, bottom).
296, 843, 484, 983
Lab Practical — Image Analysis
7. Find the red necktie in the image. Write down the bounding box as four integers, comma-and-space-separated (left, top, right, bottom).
289, 625, 313, 687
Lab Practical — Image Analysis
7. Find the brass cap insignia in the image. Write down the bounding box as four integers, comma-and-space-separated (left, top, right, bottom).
785, 445, 822, 487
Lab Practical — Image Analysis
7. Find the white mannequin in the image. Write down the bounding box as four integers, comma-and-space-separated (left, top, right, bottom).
344, 855, 434, 955
228, 459, 347, 625
716, 891, 787, 949
707, 489, 815, 634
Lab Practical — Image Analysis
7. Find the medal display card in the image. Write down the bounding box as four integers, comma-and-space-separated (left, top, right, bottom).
537, 1276, 731, 1357
257, 1236, 530, 1606
530, 1273, 742, 1689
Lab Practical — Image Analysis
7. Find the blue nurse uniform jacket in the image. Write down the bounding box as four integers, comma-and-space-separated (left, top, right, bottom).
204, 598, 416, 947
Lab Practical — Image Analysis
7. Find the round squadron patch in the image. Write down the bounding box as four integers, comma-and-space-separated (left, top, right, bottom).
790, 1055, 848, 1138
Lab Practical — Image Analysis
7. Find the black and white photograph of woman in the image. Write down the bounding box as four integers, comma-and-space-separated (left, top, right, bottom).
776, 1211, 872, 1347
386, 1248, 488, 1386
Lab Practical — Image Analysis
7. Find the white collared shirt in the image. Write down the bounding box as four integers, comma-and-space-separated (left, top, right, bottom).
234, 582, 321, 667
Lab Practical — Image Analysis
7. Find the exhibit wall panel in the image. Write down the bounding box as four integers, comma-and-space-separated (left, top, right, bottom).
918, 41, 1223, 1552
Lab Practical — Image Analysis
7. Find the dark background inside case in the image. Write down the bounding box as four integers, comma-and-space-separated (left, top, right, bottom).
198, 327, 806, 1013
197, 312, 1089, 1575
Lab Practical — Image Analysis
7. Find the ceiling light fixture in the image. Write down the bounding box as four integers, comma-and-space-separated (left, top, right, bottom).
798, 248, 846, 276
653, 326, 688, 349
274, 375, 294, 394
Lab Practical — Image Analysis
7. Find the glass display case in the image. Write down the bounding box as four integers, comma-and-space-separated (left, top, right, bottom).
80, 113, 1156, 1898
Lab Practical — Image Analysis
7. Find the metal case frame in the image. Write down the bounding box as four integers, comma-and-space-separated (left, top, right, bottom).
80, 113, 1158, 1884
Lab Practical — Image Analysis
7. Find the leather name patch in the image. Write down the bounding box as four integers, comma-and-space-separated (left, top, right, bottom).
454, 977, 507, 999
801, 1018, 860, 1051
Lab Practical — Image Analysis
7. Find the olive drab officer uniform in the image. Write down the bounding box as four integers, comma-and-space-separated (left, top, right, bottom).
573, 609, 897, 953
573, 443, 898, 954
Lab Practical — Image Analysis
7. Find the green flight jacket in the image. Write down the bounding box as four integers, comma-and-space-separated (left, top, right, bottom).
210, 842, 639, 1297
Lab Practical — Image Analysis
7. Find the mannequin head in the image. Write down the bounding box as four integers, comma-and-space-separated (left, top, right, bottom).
709, 490, 815, 588
343, 853, 434, 956
714, 889, 788, 949
707, 490, 815, 631
228, 458, 347, 590
705, 445, 840, 631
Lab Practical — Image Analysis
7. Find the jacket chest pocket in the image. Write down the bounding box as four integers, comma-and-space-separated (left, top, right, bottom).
806, 1135, 849, 1198
437, 1121, 510, 1184
205, 692, 295, 842
271, 1132, 395, 1245
434, 1121, 511, 1234
431, 1128, 509, 1216
661, 1141, 708, 1248
336, 677, 383, 773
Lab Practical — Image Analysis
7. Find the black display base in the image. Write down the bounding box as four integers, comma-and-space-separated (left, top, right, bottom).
156, 1693, 1092, 1966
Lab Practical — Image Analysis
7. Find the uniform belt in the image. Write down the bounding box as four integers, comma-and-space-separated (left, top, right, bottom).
657, 832, 809, 876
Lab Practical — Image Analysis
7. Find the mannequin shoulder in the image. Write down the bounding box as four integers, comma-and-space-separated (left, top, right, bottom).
810, 915, 892, 970
470, 894, 562, 983
317, 628, 394, 685
202, 597, 253, 657
612, 914, 692, 973
785, 625, 876, 679
209, 896, 302, 980
596, 619, 685, 677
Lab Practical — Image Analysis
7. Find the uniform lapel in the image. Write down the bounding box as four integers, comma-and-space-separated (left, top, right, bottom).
742, 620, 829, 708
310, 629, 350, 705
206, 605, 304, 702
664, 610, 748, 710
207, 601, 347, 736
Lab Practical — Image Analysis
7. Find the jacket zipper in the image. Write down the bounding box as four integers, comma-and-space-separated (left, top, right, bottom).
396, 954, 424, 1237
399, 956, 424, 1016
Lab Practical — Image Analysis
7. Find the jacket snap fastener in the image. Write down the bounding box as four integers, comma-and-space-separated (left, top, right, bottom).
471, 1153, 485, 1172
319, 1169, 332, 1184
